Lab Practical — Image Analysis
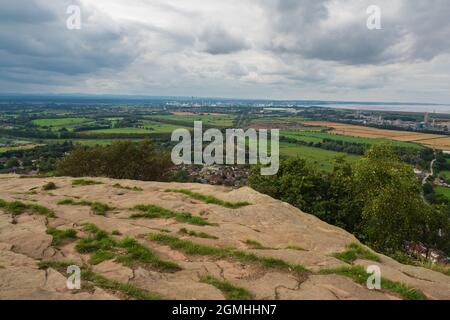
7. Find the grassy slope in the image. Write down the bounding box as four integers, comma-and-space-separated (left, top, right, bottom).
280, 142, 361, 172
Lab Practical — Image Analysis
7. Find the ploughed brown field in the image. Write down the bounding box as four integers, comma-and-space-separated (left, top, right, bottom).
304, 121, 450, 150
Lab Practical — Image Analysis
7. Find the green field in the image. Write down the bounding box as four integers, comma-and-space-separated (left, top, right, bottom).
149, 114, 236, 127
435, 186, 450, 200
85, 122, 192, 135
32, 117, 92, 127
281, 130, 424, 149
0, 144, 43, 153
280, 142, 361, 172
86, 127, 155, 134
43, 139, 119, 147
436, 159, 450, 181
438, 170, 450, 180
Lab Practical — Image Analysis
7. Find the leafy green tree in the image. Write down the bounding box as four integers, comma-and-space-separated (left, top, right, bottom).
249, 144, 450, 256
249, 157, 328, 217
57, 139, 171, 181
325, 157, 362, 232
5, 157, 19, 168
351, 145, 426, 252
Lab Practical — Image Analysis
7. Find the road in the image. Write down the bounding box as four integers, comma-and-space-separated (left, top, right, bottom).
423, 158, 436, 185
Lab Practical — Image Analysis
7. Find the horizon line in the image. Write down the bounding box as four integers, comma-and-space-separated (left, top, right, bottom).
0, 93, 446, 106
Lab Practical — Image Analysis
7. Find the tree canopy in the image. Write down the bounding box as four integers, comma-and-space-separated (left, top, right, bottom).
56, 139, 171, 181
249, 144, 450, 256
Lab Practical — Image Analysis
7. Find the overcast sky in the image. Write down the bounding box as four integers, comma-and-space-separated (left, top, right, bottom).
1, 0, 450, 103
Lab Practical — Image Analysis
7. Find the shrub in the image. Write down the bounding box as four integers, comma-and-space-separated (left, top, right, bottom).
42, 182, 57, 191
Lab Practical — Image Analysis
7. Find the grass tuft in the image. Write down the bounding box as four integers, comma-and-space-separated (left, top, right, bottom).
116, 237, 181, 272
200, 275, 253, 300
148, 233, 308, 274
245, 239, 267, 250
75, 224, 116, 260
58, 199, 113, 215
333, 243, 381, 264
82, 269, 163, 300
38, 260, 162, 300
179, 228, 218, 239
132, 205, 212, 226
0, 198, 55, 218
320, 265, 426, 300
76, 224, 181, 271
72, 179, 103, 186
286, 244, 307, 251
42, 182, 57, 191
113, 183, 143, 191
47, 227, 77, 246
89, 250, 116, 265
389, 251, 450, 277
165, 189, 251, 209
90, 202, 113, 215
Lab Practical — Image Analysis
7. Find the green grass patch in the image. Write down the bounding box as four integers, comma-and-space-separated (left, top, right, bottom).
166, 189, 251, 209
47, 227, 77, 246
0, 199, 55, 218
148, 233, 308, 274
42, 182, 57, 191
419, 262, 450, 276
38, 260, 162, 300
279, 142, 361, 172
58, 199, 91, 206
286, 244, 307, 251
72, 179, 103, 186
333, 243, 381, 264
115, 237, 181, 272
85, 127, 154, 134
132, 205, 212, 226
32, 117, 91, 127
389, 251, 450, 277
76, 224, 180, 271
57, 199, 113, 215
82, 269, 163, 300
320, 265, 426, 300
150, 114, 236, 128
435, 186, 450, 201
89, 250, 116, 265
245, 239, 267, 250
113, 183, 143, 191
179, 228, 218, 239
200, 275, 253, 300
90, 202, 113, 215
75, 224, 116, 265
282, 130, 423, 149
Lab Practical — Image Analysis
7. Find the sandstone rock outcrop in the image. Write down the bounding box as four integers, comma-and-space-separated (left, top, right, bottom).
0, 175, 448, 300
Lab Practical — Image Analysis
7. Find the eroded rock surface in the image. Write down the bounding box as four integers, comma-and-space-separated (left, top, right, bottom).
0, 175, 449, 300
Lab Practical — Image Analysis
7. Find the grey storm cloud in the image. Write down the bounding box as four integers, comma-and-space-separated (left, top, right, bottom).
199, 26, 249, 55
0, 0, 138, 78
0, 0, 449, 102
264, 0, 450, 65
